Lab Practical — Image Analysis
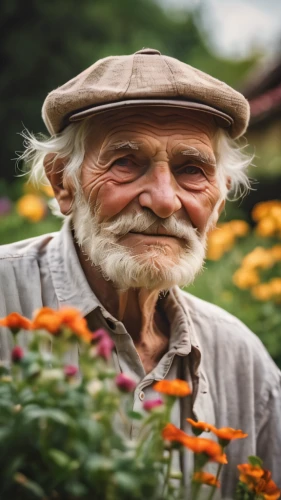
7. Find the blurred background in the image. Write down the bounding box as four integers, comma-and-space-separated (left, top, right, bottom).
1, 0, 281, 365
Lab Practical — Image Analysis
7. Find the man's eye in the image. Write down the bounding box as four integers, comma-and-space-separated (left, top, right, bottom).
183, 165, 203, 175
113, 158, 133, 167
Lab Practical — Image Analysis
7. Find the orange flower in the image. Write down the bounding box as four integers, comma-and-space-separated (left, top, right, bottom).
153, 379, 192, 397
0, 312, 32, 332
32, 308, 62, 334
192, 471, 220, 487
32, 307, 92, 342
187, 418, 212, 434
162, 424, 227, 464
238, 464, 280, 500
57, 308, 93, 343
209, 425, 248, 444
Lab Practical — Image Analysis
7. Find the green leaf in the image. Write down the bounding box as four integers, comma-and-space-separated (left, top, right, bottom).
127, 410, 143, 420
248, 455, 263, 467
48, 449, 70, 468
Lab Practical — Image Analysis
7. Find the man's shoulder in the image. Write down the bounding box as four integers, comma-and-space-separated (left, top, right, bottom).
179, 288, 281, 383
178, 288, 275, 358
0, 232, 57, 261
179, 288, 248, 329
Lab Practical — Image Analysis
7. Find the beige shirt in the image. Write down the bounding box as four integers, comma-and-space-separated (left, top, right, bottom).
0, 219, 280, 497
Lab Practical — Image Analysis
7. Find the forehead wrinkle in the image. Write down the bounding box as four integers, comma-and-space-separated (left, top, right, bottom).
108, 140, 141, 151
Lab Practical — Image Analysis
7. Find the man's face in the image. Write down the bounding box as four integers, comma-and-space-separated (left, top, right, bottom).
71, 108, 223, 290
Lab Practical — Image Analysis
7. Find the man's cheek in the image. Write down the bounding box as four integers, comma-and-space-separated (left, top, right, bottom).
94, 182, 138, 221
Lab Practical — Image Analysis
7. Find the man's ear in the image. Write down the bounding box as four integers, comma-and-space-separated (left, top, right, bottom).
44, 154, 74, 215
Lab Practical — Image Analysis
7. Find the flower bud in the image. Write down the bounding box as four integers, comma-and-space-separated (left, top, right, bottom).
64, 365, 78, 377
93, 329, 115, 361
115, 373, 136, 392
11, 346, 24, 363
143, 398, 163, 411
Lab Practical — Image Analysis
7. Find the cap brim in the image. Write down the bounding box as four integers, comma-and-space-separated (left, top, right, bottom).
68, 99, 233, 130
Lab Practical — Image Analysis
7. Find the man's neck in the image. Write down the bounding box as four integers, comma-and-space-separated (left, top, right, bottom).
75, 244, 170, 373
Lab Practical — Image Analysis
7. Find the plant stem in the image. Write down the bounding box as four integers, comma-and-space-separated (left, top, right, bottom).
206, 463, 223, 500
162, 449, 173, 498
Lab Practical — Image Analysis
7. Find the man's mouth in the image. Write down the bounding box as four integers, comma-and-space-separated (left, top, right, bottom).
129, 227, 175, 237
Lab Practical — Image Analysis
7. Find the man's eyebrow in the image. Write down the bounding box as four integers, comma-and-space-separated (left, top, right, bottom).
109, 141, 141, 151
179, 146, 216, 166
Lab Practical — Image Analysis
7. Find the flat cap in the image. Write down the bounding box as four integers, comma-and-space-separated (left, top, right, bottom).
42, 48, 250, 139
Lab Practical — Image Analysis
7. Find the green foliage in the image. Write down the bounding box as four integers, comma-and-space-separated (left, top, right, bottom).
0, 328, 172, 500
188, 231, 281, 368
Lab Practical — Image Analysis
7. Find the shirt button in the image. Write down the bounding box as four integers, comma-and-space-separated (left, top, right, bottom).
139, 391, 145, 401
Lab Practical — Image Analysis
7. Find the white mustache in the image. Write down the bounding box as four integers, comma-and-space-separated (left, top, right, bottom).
100, 211, 199, 242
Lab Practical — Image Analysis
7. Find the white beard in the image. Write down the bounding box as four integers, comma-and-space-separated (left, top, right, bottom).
72, 190, 207, 291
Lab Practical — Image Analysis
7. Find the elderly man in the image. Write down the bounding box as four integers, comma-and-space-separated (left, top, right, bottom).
1, 49, 281, 494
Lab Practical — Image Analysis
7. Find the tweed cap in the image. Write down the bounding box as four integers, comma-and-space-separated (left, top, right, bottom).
42, 48, 250, 139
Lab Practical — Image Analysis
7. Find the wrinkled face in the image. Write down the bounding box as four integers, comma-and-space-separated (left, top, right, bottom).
72, 108, 223, 290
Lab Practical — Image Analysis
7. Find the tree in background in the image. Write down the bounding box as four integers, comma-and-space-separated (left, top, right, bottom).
0, 0, 255, 182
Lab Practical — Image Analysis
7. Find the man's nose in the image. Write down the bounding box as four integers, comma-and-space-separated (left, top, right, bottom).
138, 164, 182, 218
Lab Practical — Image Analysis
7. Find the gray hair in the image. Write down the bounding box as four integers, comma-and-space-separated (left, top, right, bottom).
19, 118, 252, 214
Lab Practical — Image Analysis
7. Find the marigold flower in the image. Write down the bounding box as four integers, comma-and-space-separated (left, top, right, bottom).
192, 471, 220, 487
115, 373, 136, 392
58, 308, 93, 343
238, 464, 281, 500
251, 284, 273, 302
11, 346, 24, 363
16, 194, 46, 222
256, 217, 277, 238
242, 247, 273, 270
229, 220, 250, 237
32, 307, 93, 342
232, 267, 260, 290
162, 424, 227, 464
153, 379, 191, 397
207, 226, 235, 260
269, 278, 281, 296
32, 308, 63, 334
270, 245, 281, 261
0, 312, 32, 332
252, 201, 281, 222
143, 398, 163, 411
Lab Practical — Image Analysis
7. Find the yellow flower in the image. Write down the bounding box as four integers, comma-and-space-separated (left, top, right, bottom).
269, 278, 281, 297
17, 194, 46, 222
270, 245, 281, 261
207, 226, 235, 260
256, 217, 277, 238
242, 247, 274, 270
228, 220, 250, 237
233, 268, 260, 290
252, 201, 281, 222
251, 284, 273, 302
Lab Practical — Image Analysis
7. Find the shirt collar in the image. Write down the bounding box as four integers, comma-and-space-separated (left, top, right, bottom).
47, 218, 102, 316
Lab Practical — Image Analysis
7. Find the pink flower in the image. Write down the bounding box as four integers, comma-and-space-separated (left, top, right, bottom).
143, 398, 163, 411
93, 329, 115, 361
115, 373, 136, 392
11, 346, 24, 363
64, 365, 78, 377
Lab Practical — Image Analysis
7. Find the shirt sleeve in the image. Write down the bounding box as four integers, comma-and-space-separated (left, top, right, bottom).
256, 372, 281, 487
